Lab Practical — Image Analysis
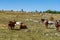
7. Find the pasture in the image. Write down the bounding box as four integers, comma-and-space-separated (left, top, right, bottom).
0, 12, 60, 40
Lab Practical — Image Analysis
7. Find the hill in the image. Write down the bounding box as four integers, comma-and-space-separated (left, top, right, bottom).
0, 12, 60, 40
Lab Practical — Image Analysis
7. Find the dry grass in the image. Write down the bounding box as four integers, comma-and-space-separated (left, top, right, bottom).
0, 12, 60, 40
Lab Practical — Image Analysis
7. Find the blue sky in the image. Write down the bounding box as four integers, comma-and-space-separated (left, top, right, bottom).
0, 0, 60, 11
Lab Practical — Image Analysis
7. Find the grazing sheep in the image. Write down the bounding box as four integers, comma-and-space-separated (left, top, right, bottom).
41, 18, 47, 23
41, 19, 45, 23
44, 20, 54, 28
8, 20, 16, 30
55, 20, 60, 31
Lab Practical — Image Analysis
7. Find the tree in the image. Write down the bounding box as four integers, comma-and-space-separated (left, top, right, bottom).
45, 10, 53, 13
21, 9, 24, 12
35, 10, 38, 12
43, 10, 60, 14
11, 10, 13, 12
39, 11, 42, 13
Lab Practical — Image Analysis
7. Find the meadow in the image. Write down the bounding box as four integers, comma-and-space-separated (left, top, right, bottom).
0, 12, 60, 40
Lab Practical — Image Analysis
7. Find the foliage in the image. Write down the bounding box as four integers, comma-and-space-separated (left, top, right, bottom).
43, 10, 60, 14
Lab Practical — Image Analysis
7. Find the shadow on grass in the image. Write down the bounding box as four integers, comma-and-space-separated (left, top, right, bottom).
11, 28, 28, 30
13, 29, 20, 30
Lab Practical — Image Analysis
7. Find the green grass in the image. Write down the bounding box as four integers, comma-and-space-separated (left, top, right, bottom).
0, 12, 60, 40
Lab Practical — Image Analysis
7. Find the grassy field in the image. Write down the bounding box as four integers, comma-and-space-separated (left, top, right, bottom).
0, 12, 60, 40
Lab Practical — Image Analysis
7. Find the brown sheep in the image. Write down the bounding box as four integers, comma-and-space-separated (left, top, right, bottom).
8, 20, 16, 30
55, 20, 60, 31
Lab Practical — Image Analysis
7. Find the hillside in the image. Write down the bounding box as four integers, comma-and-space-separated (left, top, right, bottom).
0, 12, 60, 40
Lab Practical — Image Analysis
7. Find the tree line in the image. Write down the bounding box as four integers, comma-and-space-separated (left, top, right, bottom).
0, 9, 60, 14
43, 10, 60, 14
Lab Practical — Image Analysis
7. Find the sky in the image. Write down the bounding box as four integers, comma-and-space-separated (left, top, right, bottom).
0, 0, 60, 11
